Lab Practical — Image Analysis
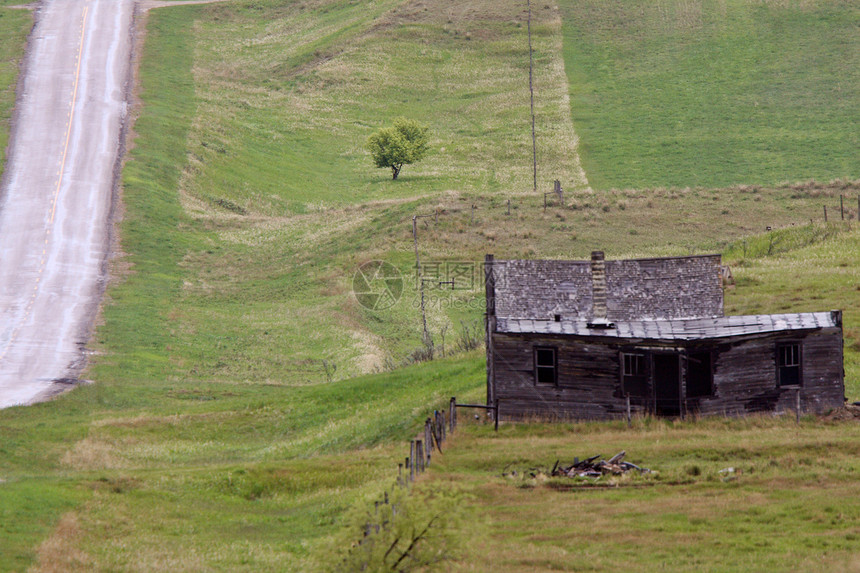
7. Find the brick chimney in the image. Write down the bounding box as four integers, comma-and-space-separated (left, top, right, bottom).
588, 251, 614, 328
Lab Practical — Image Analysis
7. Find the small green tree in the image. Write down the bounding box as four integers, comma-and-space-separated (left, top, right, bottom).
366, 117, 430, 180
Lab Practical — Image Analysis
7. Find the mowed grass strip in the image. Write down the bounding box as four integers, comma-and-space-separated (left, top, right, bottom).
0, 5, 33, 179
560, 0, 859, 190
422, 415, 860, 571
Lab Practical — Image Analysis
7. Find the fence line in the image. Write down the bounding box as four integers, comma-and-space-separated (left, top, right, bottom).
351, 396, 500, 554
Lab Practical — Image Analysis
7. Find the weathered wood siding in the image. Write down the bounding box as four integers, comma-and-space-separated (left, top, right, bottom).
491, 332, 634, 419
492, 328, 844, 420
800, 327, 845, 411
697, 328, 844, 416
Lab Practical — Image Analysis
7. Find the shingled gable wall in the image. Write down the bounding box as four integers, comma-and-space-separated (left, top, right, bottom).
492, 253, 723, 322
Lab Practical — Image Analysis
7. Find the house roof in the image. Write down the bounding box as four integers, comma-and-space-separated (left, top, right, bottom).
496, 312, 841, 340
490, 253, 724, 322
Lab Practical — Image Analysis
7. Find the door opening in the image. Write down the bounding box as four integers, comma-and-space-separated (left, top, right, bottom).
653, 354, 681, 416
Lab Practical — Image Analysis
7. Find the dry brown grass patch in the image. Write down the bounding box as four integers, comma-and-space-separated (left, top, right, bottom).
29, 512, 91, 573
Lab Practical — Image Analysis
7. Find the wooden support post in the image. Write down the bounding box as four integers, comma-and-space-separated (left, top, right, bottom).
409, 444, 415, 481
796, 389, 801, 424
494, 398, 500, 432
824, 205, 828, 222
450, 397, 456, 431
506, 199, 511, 216
398, 463, 403, 487
840, 195, 845, 220
626, 395, 631, 428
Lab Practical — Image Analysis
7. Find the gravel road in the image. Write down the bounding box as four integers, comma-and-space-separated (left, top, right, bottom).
0, 0, 134, 407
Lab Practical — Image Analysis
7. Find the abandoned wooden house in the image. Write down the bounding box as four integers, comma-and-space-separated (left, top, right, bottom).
484, 251, 844, 419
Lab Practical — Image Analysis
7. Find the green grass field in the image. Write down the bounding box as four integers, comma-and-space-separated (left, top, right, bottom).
0, 0, 858, 570
560, 0, 859, 190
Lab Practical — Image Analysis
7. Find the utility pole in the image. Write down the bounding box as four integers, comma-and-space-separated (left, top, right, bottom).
527, 0, 537, 192
412, 215, 432, 348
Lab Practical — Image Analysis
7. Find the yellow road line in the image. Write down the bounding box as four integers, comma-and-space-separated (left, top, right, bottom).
0, 3, 90, 364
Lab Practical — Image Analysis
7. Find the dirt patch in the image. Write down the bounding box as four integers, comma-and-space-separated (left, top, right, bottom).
820, 404, 860, 422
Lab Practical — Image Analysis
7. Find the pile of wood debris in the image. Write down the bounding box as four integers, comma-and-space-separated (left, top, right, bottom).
550, 451, 650, 478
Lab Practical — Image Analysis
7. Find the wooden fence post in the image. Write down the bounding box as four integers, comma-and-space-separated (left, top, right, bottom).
424, 418, 433, 456
494, 398, 500, 431
409, 445, 415, 482
824, 205, 828, 222
435, 411, 444, 443
450, 397, 456, 432
840, 195, 845, 220
416, 440, 424, 473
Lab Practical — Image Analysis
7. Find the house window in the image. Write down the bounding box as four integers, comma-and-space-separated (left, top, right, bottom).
777, 343, 801, 386
534, 347, 557, 385
622, 352, 648, 397
623, 353, 645, 377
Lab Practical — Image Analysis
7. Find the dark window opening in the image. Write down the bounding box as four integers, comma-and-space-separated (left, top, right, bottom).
622, 352, 648, 398
623, 353, 645, 377
777, 343, 801, 386
687, 352, 713, 397
554, 314, 561, 322
534, 347, 557, 385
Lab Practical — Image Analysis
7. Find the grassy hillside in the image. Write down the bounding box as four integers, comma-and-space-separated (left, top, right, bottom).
0, 5, 33, 179
0, 0, 858, 570
419, 415, 860, 571
0, 354, 484, 571
560, 0, 859, 190
181, 0, 586, 216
